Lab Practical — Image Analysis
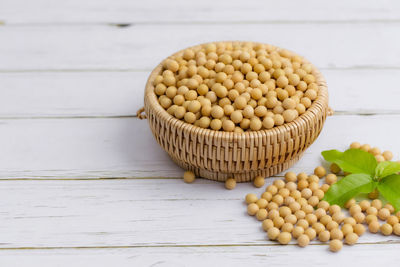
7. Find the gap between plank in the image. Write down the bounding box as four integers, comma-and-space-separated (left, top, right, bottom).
0, 240, 398, 251
2, 19, 400, 27
0, 111, 400, 120
2, 66, 400, 73
0, 177, 185, 181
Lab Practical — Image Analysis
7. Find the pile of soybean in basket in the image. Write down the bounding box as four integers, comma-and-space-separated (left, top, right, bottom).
155, 42, 319, 132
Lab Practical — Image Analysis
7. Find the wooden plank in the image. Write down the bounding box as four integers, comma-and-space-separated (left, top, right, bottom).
1, 0, 399, 24
1, 69, 399, 118
0, 243, 399, 267
0, 179, 398, 248
0, 115, 399, 179
0, 72, 147, 118
326, 69, 400, 115
1, 24, 400, 71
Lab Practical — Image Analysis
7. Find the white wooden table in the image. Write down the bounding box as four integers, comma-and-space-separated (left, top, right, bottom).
1, 1, 400, 265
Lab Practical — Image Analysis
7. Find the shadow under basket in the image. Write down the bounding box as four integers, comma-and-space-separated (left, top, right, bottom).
139, 41, 331, 183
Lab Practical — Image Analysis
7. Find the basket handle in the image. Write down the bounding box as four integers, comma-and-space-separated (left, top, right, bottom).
136, 107, 147, 119
327, 107, 334, 116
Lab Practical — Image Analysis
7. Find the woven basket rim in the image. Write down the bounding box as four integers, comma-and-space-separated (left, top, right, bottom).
145, 41, 329, 142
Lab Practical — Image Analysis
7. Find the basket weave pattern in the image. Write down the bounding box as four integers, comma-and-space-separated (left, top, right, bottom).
144, 42, 329, 182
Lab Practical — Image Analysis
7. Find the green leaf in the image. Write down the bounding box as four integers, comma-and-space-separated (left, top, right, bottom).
321, 149, 343, 162
375, 161, 400, 179
377, 174, 400, 211
322, 149, 377, 176
323, 173, 375, 206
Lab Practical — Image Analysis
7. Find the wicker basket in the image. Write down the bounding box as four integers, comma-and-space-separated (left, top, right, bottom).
140, 41, 330, 182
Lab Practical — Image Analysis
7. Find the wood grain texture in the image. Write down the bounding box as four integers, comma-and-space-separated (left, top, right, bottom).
0, 243, 400, 267
1, 69, 400, 118
0, 115, 398, 179
1, 0, 399, 24
0, 179, 398, 248
1, 23, 400, 71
